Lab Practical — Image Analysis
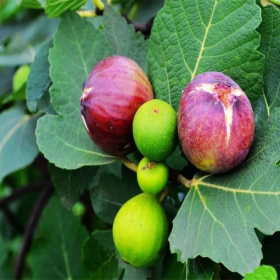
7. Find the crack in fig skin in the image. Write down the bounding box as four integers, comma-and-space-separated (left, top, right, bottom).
81, 56, 154, 156
178, 72, 255, 174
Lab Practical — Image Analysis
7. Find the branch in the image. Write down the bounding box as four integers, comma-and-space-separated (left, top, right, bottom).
14, 185, 53, 280
0, 184, 42, 210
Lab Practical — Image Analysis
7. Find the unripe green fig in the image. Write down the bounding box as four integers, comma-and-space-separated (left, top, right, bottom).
133, 99, 178, 161
113, 193, 168, 268
137, 157, 169, 195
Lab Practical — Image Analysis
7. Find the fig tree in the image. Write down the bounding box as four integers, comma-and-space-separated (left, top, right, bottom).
113, 193, 168, 268
137, 157, 169, 195
178, 72, 255, 173
133, 99, 177, 161
81, 55, 154, 156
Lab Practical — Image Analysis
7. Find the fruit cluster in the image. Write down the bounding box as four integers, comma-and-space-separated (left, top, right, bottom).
80, 55, 255, 268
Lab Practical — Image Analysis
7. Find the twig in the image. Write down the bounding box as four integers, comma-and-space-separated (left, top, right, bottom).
120, 156, 138, 172
159, 182, 178, 204
14, 185, 53, 280
0, 184, 42, 210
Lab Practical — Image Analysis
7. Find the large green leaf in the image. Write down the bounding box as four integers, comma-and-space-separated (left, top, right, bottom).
148, 0, 264, 111
170, 108, 280, 276
46, 0, 87, 18
49, 163, 97, 209
103, 5, 148, 72
255, 3, 280, 128
36, 12, 116, 169
30, 196, 88, 279
91, 167, 141, 224
26, 39, 53, 113
0, 106, 39, 183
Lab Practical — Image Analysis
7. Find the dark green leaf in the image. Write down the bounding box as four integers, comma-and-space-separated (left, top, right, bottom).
244, 265, 277, 280
30, 196, 88, 279
0, 16, 58, 66
0, 106, 39, 183
26, 39, 53, 113
133, 1, 164, 23
82, 230, 150, 280
161, 252, 186, 280
166, 146, 188, 170
49, 163, 97, 209
170, 108, 280, 276
82, 230, 124, 280
36, 12, 116, 169
148, 0, 264, 111
46, 0, 87, 18
0, 235, 7, 266
103, 5, 148, 72
186, 257, 218, 280
255, 3, 280, 126
91, 167, 141, 224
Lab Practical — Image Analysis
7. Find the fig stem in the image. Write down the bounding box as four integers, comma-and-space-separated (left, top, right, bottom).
177, 174, 192, 188
120, 156, 138, 173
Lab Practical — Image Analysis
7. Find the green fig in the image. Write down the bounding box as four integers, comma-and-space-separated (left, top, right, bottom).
133, 99, 177, 161
137, 157, 169, 195
113, 193, 168, 268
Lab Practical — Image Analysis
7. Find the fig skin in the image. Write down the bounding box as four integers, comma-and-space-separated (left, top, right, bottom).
178, 72, 255, 174
113, 193, 168, 268
137, 157, 169, 195
133, 99, 178, 161
81, 55, 154, 156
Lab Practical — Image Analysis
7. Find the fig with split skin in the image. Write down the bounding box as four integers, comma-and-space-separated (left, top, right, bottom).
113, 193, 169, 268
81, 55, 154, 156
178, 72, 255, 174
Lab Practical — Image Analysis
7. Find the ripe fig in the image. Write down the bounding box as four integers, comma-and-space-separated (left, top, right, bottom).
133, 99, 177, 161
113, 193, 168, 268
81, 56, 154, 156
137, 157, 169, 195
178, 72, 255, 174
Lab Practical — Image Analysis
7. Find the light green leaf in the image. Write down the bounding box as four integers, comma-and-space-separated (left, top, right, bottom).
49, 163, 97, 209
46, 0, 87, 18
103, 5, 148, 72
30, 196, 88, 279
26, 39, 53, 113
255, 3, 280, 127
91, 167, 141, 224
244, 265, 277, 280
36, 12, 116, 169
0, 106, 39, 183
18, 0, 45, 9
148, 0, 264, 111
170, 108, 280, 276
